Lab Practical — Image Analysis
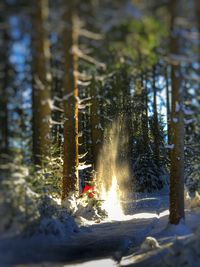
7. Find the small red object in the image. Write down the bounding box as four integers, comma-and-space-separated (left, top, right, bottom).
83, 184, 95, 198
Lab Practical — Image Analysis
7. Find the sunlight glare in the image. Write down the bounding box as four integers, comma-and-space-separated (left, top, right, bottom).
101, 175, 125, 220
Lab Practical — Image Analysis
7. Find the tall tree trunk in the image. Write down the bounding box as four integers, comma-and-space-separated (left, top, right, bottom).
62, 2, 79, 200
126, 90, 133, 167
134, 75, 149, 154
141, 75, 149, 153
0, 18, 9, 156
165, 65, 171, 144
51, 60, 63, 148
90, 78, 103, 171
195, 0, 200, 104
32, 0, 51, 165
169, 0, 185, 225
152, 66, 160, 165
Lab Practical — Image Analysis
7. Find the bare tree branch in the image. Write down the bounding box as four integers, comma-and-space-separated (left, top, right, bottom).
73, 46, 106, 70
79, 29, 104, 40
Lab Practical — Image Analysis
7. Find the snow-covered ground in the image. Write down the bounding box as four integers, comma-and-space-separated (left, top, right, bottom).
0, 190, 200, 267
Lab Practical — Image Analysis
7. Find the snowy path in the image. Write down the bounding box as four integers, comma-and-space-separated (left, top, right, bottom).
0, 192, 172, 267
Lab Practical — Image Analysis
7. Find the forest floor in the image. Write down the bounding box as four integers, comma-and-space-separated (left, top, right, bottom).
0, 189, 200, 267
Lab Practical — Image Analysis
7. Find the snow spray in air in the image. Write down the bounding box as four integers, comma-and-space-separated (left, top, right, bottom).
97, 117, 132, 220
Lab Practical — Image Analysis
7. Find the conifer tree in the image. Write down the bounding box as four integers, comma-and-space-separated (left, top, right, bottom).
169, 0, 185, 224
62, 1, 80, 199
32, 0, 51, 165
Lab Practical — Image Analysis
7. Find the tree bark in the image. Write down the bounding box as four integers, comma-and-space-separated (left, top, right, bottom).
141, 75, 149, 153
32, 0, 51, 165
62, 2, 79, 200
0, 16, 9, 156
90, 78, 103, 171
195, 0, 200, 104
169, 0, 185, 225
152, 66, 160, 165
165, 65, 171, 144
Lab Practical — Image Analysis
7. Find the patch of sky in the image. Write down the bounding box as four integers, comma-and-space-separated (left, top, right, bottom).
150, 75, 168, 132
7, 15, 33, 148
9, 16, 21, 39
192, 62, 199, 70
50, 32, 59, 44
22, 87, 32, 111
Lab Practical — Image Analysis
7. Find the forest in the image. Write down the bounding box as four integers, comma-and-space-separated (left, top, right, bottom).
0, 0, 200, 266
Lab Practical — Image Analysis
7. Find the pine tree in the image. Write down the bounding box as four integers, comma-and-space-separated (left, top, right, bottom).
32, 0, 52, 165
152, 66, 160, 165
169, 0, 185, 225
90, 77, 103, 171
62, 1, 80, 200
0, 14, 9, 156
